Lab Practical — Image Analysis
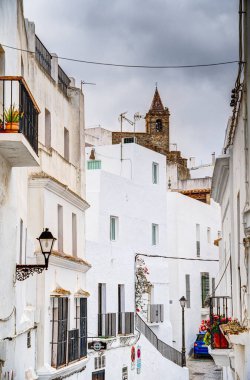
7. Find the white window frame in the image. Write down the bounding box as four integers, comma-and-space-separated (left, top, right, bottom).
152, 223, 159, 245
110, 216, 118, 241
152, 162, 159, 184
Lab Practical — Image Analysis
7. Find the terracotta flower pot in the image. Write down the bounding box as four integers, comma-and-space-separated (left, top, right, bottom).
5, 122, 19, 132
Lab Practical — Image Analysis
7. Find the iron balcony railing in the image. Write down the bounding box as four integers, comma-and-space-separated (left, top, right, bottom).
118, 312, 134, 335
136, 313, 182, 367
58, 65, 70, 96
0, 76, 39, 154
98, 313, 116, 337
147, 304, 164, 323
35, 35, 52, 76
209, 296, 230, 349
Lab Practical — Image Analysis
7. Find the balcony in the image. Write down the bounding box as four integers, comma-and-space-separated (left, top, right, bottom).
209, 296, 231, 349
0, 76, 39, 166
147, 304, 164, 323
35, 35, 52, 76
118, 312, 134, 335
98, 313, 116, 337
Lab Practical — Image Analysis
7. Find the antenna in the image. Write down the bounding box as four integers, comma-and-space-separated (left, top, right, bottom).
81, 80, 96, 91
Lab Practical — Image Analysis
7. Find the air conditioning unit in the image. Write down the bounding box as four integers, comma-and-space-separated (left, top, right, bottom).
147, 304, 164, 323
122, 137, 137, 144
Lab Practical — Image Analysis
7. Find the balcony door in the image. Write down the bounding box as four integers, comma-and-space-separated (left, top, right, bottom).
92, 370, 105, 380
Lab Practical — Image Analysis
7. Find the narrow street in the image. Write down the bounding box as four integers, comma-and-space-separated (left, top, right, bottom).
187, 358, 222, 380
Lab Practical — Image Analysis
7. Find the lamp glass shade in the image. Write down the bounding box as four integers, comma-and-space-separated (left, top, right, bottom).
179, 296, 187, 308
37, 228, 56, 254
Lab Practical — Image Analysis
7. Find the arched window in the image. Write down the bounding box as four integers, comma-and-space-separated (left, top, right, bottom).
155, 119, 162, 132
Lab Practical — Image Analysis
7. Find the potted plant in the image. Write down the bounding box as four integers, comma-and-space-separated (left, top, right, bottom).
3, 105, 23, 132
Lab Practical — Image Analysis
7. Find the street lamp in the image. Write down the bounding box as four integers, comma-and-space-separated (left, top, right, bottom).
179, 296, 187, 367
16, 228, 56, 281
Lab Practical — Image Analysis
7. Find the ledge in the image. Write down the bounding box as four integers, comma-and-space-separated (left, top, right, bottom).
211, 154, 230, 203
36, 357, 88, 380
36, 251, 91, 273
226, 331, 249, 346
208, 346, 232, 367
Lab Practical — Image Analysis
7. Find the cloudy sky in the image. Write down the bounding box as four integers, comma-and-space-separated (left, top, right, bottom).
23, 0, 238, 165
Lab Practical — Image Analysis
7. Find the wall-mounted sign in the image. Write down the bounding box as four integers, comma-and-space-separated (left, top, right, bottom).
122, 366, 128, 380
137, 345, 141, 374
88, 341, 107, 351
131, 346, 135, 370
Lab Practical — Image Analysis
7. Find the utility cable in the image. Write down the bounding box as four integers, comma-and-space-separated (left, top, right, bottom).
0, 43, 240, 70
135, 252, 219, 262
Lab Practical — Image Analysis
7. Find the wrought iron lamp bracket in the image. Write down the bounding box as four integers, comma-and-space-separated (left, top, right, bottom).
16, 264, 46, 281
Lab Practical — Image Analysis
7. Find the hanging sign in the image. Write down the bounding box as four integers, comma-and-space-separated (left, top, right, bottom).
88, 341, 107, 351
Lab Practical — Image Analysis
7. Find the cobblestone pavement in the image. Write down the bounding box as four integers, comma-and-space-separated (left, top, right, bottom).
187, 358, 222, 380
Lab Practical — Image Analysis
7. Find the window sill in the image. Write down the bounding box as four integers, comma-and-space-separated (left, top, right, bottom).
36, 357, 88, 380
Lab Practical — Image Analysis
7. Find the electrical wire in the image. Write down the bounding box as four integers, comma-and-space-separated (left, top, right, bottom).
135, 252, 219, 262
0, 43, 240, 70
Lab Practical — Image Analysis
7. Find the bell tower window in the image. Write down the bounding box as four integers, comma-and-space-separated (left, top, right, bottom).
155, 119, 162, 132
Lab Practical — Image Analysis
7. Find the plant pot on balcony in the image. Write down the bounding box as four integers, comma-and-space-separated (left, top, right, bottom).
5, 122, 19, 132
212, 332, 228, 348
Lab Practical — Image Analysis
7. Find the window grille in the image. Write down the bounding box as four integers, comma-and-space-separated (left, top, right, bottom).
51, 297, 68, 368
118, 312, 134, 334
147, 304, 164, 323
185, 274, 191, 308
76, 298, 87, 358
152, 162, 159, 184
201, 272, 210, 308
98, 313, 116, 337
68, 329, 79, 363
196, 224, 200, 257
87, 160, 102, 170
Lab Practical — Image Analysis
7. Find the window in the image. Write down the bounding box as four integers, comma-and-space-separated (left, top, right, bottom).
72, 213, 77, 257
196, 224, 200, 257
87, 160, 101, 170
185, 274, 191, 308
58, 205, 63, 252
0, 45, 5, 75
76, 298, 87, 358
201, 272, 210, 308
122, 137, 137, 144
98, 283, 106, 315
152, 162, 159, 184
51, 297, 68, 368
152, 223, 159, 245
155, 119, 162, 132
45, 108, 51, 148
64, 127, 69, 161
207, 227, 211, 244
19, 219, 23, 264
27, 331, 31, 348
110, 216, 118, 241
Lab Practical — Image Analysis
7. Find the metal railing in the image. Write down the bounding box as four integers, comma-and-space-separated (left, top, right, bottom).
98, 313, 116, 337
118, 312, 134, 335
35, 35, 52, 76
58, 65, 70, 96
0, 77, 39, 154
209, 296, 230, 349
136, 314, 182, 367
147, 304, 164, 323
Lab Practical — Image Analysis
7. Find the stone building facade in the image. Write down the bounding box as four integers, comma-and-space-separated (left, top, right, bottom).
112, 87, 190, 181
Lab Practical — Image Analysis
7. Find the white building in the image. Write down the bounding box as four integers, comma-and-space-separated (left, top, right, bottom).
211, 3, 250, 379
166, 191, 220, 354
0, 1, 90, 378
85, 142, 189, 380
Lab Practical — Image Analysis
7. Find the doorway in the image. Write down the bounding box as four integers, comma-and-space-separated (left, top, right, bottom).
92, 370, 105, 380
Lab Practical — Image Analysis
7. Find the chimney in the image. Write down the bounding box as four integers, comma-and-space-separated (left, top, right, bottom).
212, 152, 215, 166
